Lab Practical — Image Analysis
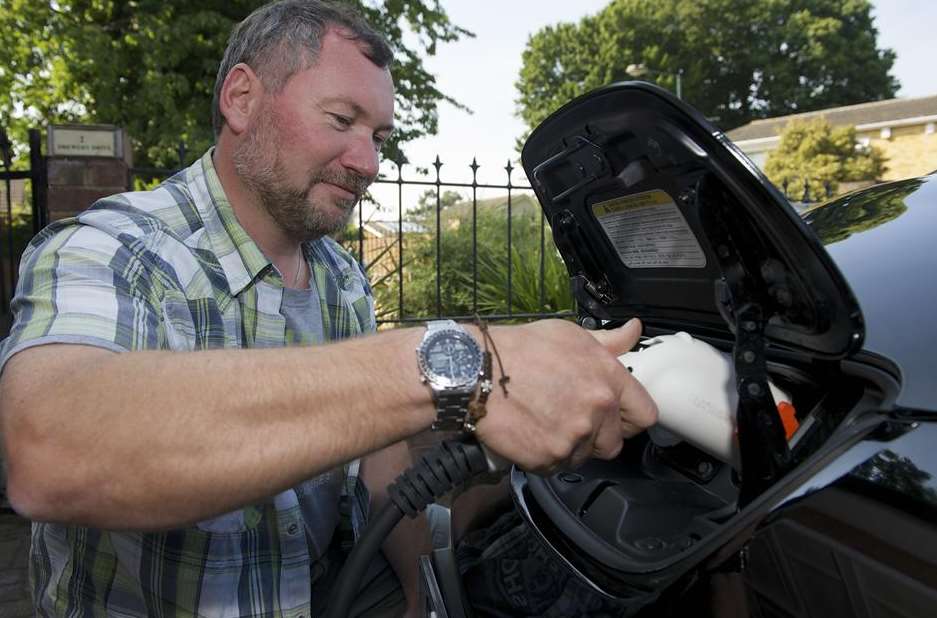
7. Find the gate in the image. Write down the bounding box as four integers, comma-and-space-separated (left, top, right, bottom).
0, 128, 47, 333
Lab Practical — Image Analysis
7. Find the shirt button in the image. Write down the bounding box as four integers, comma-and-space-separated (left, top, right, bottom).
287, 523, 299, 535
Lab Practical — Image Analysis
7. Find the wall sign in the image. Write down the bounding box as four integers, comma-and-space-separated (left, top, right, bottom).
49, 125, 123, 158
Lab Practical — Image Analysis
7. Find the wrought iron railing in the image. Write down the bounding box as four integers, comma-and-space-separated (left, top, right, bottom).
365, 156, 574, 326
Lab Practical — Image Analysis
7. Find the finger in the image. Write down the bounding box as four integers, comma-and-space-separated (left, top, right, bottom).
618, 372, 660, 438
568, 440, 596, 470
588, 318, 643, 356
592, 407, 625, 460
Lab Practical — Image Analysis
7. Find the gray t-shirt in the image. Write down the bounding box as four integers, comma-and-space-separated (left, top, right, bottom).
281, 280, 325, 343
280, 278, 342, 558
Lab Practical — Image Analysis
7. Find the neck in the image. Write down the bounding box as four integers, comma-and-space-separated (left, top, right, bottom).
213, 137, 308, 288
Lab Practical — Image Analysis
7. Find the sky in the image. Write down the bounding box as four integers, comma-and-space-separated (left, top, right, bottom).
368, 0, 937, 213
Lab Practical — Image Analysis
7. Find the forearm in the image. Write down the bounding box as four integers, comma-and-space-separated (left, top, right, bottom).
1, 328, 433, 529
2, 318, 659, 532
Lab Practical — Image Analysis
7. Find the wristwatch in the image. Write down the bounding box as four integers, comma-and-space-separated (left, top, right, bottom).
416, 320, 484, 431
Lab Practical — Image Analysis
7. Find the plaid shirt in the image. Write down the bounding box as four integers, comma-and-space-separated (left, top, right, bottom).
0, 150, 376, 617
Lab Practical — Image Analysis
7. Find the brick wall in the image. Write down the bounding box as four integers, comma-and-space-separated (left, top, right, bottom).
862, 131, 937, 181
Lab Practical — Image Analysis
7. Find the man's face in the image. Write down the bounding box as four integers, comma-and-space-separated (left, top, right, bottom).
233, 28, 395, 241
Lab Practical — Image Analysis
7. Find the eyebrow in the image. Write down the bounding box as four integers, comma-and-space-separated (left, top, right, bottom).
320, 97, 395, 135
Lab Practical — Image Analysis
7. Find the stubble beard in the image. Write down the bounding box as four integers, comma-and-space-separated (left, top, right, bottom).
232, 109, 370, 241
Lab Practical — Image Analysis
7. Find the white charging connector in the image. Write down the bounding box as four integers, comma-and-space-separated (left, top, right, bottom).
618, 332, 797, 468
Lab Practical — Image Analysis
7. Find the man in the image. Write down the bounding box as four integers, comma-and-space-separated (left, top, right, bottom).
0, 1, 657, 616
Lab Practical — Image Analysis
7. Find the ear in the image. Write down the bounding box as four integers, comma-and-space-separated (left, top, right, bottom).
218, 63, 263, 135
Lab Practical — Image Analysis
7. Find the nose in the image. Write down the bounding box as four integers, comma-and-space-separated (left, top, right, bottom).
340, 131, 380, 181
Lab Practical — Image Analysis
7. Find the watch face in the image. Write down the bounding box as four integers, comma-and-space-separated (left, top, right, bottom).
421, 330, 482, 388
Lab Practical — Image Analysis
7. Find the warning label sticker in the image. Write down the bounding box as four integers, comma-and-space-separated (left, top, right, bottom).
592, 189, 706, 268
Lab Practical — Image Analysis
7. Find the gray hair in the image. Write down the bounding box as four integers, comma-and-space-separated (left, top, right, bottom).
211, 0, 393, 136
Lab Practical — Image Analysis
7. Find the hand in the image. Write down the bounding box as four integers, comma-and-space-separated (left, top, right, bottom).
472, 318, 658, 474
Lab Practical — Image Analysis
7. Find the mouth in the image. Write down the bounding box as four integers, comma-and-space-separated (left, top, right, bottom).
320, 182, 359, 203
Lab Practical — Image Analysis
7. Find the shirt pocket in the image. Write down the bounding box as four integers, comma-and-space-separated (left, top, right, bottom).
335, 265, 375, 333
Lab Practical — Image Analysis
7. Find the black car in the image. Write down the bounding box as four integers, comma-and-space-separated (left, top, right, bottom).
418, 83, 937, 617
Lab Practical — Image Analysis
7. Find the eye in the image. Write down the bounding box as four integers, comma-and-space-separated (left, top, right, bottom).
373, 133, 388, 151
329, 113, 353, 129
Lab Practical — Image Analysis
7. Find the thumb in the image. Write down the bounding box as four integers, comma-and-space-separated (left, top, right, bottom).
588, 317, 643, 356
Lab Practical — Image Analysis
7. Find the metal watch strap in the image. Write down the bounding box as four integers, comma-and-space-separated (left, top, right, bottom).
426, 319, 457, 332
431, 391, 474, 431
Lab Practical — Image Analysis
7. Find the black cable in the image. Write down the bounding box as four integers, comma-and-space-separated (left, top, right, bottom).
324, 439, 491, 618
324, 502, 403, 617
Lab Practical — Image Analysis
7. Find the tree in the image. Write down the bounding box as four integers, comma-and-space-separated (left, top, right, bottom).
410, 188, 463, 218
516, 0, 898, 137
0, 0, 470, 168
850, 449, 937, 509
764, 117, 886, 200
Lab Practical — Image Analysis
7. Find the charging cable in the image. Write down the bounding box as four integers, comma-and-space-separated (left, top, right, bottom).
324, 438, 500, 618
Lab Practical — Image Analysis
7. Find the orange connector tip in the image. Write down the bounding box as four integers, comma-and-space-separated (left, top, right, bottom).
777, 401, 799, 440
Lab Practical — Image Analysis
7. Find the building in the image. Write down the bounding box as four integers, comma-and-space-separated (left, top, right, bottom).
355, 219, 426, 281
727, 95, 937, 182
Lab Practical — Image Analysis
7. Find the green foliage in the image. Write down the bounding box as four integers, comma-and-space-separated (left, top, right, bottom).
469, 236, 574, 317
372, 195, 574, 321
764, 117, 886, 199
0, 0, 471, 168
516, 0, 898, 137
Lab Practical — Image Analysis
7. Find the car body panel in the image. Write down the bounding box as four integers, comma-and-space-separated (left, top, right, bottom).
744, 421, 937, 617
804, 177, 937, 410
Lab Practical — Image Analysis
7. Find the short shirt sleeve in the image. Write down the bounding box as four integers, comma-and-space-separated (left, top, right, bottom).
0, 221, 163, 373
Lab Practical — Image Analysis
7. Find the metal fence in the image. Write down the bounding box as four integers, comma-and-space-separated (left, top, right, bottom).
128, 142, 190, 189
364, 156, 574, 326
0, 129, 46, 329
